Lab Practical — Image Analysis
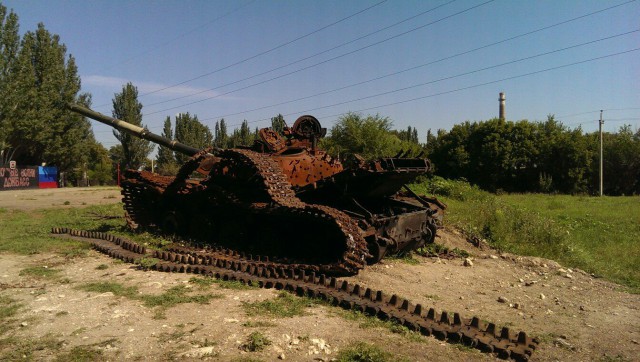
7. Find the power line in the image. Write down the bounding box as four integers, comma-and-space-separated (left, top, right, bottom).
228, 47, 640, 127
166, 0, 636, 117
145, 0, 497, 115
204, 26, 639, 122
136, 0, 389, 99
101, 0, 256, 72
143, 0, 458, 108
233, 31, 638, 122
547, 107, 640, 120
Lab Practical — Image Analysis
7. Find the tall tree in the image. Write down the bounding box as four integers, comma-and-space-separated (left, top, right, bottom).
321, 112, 418, 160
0, 4, 20, 150
214, 118, 229, 148
271, 114, 286, 135
156, 116, 177, 174
174, 112, 212, 164
1, 20, 93, 178
112, 82, 153, 169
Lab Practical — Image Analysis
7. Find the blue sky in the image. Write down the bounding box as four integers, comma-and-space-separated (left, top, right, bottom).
4, 0, 639, 149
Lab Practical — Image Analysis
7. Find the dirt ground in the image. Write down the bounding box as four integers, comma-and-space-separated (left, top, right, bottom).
0, 187, 638, 361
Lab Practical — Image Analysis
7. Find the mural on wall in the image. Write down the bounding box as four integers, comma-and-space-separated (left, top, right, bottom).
0, 166, 58, 190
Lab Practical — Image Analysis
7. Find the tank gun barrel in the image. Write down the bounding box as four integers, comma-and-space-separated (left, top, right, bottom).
68, 103, 201, 156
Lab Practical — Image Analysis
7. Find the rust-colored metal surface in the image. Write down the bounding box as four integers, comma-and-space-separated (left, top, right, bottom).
70, 105, 446, 275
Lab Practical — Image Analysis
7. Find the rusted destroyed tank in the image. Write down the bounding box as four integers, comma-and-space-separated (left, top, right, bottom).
69, 104, 445, 275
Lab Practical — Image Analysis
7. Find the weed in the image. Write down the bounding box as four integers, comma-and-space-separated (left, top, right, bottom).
55, 311, 69, 317
241, 331, 271, 352
423, 294, 440, 301
242, 292, 317, 318
242, 321, 278, 328
416, 243, 470, 259
62, 246, 90, 258
331, 308, 423, 343
77, 282, 222, 318
71, 327, 87, 336
158, 329, 188, 343
0, 334, 63, 361
387, 253, 420, 265
454, 343, 479, 353
335, 341, 392, 362
138, 285, 221, 309
197, 338, 217, 347
95, 264, 109, 270
0, 295, 21, 320
53, 345, 102, 361
63, 201, 71, 205
230, 357, 265, 362
137, 257, 160, 269
599, 354, 631, 362
77, 282, 138, 299
19, 266, 60, 279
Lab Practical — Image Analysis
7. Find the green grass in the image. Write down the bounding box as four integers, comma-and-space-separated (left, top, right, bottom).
335, 341, 393, 362
19, 266, 61, 279
0, 295, 21, 319
333, 309, 424, 343
411, 177, 640, 292
0, 204, 124, 256
240, 331, 271, 352
0, 333, 63, 361
78, 282, 138, 299
53, 345, 103, 362
242, 292, 317, 318
76, 282, 222, 318
242, 321, 278, 328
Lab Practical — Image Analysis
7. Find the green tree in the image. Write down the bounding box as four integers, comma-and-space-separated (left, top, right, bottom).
174, 112, 212, 164
214, 118, 229, 148
321, 112, 415, 160
0, 4, 20, 148
86, 139, 113, 185
271, 114, 286, 135
594, 125, 640, 195
1, 20, 93, 177
112, 82, 153, 169
156, 116, 178, 175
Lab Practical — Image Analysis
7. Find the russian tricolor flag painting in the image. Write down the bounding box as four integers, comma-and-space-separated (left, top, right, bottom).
38, 166, 58, 188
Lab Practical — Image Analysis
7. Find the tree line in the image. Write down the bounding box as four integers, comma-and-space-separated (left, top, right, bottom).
424, 117, 640, 195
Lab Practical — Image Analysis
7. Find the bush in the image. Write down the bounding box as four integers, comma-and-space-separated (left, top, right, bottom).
411, 176, 487, 201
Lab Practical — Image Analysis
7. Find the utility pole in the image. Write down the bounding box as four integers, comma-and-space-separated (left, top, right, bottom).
599, 110, 604, 196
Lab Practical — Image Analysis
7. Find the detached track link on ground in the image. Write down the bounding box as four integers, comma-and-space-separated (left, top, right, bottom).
52, 228, 539, 361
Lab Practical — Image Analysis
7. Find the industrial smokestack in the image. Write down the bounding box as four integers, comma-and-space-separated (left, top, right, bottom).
499, 92, 506, 120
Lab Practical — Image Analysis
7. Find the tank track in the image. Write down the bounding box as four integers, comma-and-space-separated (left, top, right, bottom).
120, 148, 370, 275
51, 228, 539, 361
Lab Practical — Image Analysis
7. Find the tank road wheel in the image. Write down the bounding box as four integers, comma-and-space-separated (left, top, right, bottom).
366, 240, 387, 265
424, 220, 438, 244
